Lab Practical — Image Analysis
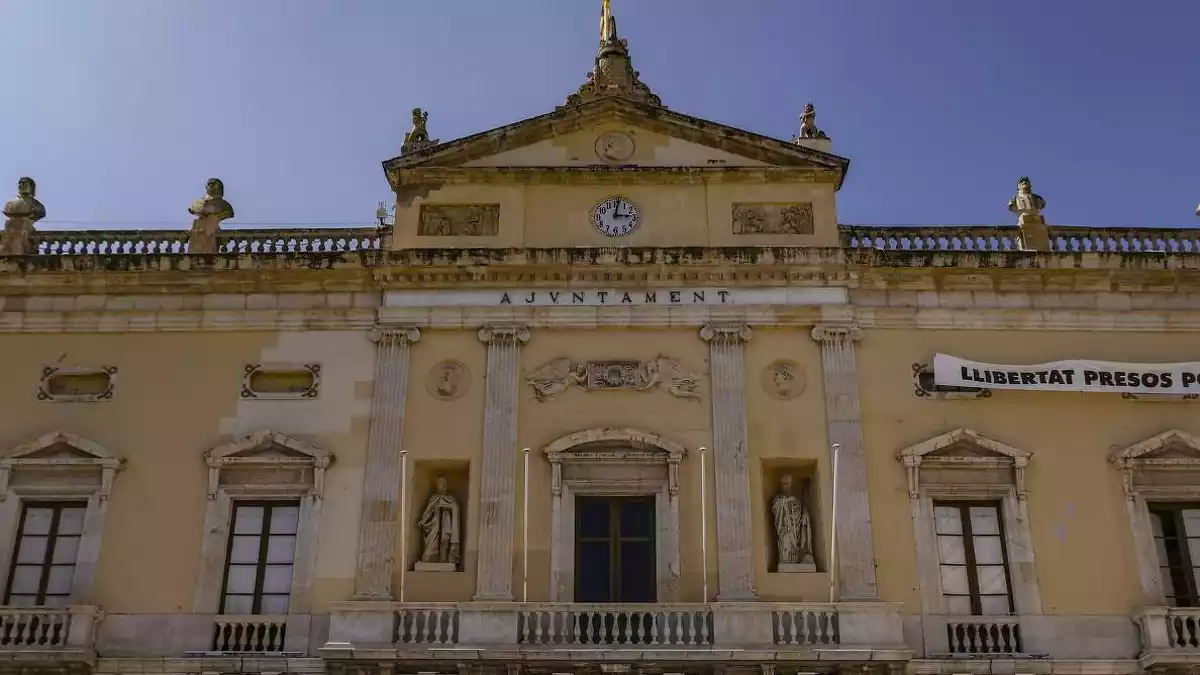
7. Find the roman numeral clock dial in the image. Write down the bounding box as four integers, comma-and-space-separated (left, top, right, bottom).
592, 197, 640, 237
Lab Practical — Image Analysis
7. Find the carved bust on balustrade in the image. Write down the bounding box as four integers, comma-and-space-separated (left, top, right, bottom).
1007, 176, 1046, 225
796, 103, 829, 141
187, 178, 235, 254
1, 177, 46, 255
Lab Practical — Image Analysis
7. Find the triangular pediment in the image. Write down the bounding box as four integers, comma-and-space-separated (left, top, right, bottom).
2, 430, 117, 465
1111, 429, 1200, 466
544, 427, 686, 462
205, 430, 330, 466
898, 428, 1030, 464
383, 98, 849, 187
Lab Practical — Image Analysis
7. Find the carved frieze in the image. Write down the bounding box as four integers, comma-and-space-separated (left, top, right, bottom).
526, 355, 700, 401
418, 204, 500, 236
732, 202, 814, 235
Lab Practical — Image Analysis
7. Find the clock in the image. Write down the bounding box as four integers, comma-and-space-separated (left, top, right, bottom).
595, 132, 635, 162
592, 197, 640, 237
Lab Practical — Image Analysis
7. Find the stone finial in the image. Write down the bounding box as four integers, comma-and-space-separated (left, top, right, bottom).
1, 177, 46, 255
793, 103, 829, 141
187, 178, 235, 254
562, 0, 663, 108
401, 108, 438, 155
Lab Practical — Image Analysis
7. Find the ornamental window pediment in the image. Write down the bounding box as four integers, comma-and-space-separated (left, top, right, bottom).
899, 428, 1030, 504
203, 430, 331, 500
1110, 429, 1200, 493
0, 430, 123, 500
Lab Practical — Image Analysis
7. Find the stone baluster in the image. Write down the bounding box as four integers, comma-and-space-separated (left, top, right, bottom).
811, 323, 878, 600
700, 323, 756, 601
474, 325, 531, 601
352, 326, 421, 599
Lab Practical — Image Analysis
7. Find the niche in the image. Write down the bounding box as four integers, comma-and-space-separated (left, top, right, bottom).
241, 364, 320, 399
38, 366, 117, 402
408, 461, 470, 573
762, 460, 821, 573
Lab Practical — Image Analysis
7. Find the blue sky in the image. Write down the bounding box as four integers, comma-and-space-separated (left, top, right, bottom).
1, 0, 1197, 229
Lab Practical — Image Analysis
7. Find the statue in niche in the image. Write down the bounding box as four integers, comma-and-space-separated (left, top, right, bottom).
416, 477, 461, 571
1007, 176, 1046, 225
772, 474, 815, 572
1, 177, 46, 255
187, 178, 235, 254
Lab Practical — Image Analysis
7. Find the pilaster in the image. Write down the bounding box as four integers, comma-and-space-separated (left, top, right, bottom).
351, 326, 420, 600
474, 325, 531, 601
811, 323, 878, 600
700, 323, 756, 601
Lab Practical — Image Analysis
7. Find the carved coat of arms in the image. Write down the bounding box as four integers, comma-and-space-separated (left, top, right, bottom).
525, 355, 700, 401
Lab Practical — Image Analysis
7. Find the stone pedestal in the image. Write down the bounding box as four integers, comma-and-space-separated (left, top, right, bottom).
0, 218, 34, 255
473, 325, 530, 601
777, 562, 817, 573
811, 324, 878, 600
351, 327, 420, 600
1018, 213, 1051, 252
414, 562, 457, 572
700, 323, 756, 601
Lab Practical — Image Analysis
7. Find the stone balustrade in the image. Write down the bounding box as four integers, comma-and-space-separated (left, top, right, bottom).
324, 601, 907, 658
840, 224, 1200, 254
0, 605, 97, 665
26, 227, 382, 256
210, 614, 289, 653
1134, 606, 1200, 669
943, 615, 1022, 655
1048, 226, 1200, 253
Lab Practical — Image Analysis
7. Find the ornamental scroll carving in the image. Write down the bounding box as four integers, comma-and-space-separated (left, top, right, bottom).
418, 204, 499, 236
525, 355, 701, 402
732, 203, 814, 235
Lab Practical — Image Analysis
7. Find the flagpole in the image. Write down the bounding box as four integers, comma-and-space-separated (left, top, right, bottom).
398, 449, 409, 603
828, 443, 841, 604
522, 447, 531, 603
698, 446, 709, 603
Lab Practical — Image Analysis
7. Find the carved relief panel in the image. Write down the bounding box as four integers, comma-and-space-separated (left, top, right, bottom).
417, 204, 500, 236
732, 202, 814, 235
525, 356, 700, 401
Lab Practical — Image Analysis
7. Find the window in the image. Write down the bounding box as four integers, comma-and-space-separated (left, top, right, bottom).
934, 502, 1014, 615
219, 502, 299, 615
4, 502, 87, 606
1149, 505, 1200, 607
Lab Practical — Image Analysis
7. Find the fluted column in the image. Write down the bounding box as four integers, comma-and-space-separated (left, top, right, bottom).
700, 323, 756, 601
474, 325, 531, 601
352, 326, 421, 599
811, 323, 878, 600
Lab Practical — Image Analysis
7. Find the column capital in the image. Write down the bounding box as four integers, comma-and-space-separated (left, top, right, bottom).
700, 323, 752, 344
811, 323, 862, 343
478, 325, 531, 344
370, 325, 420, 344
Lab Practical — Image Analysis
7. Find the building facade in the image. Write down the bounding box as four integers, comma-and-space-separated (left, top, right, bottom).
2, 6, 1200, 675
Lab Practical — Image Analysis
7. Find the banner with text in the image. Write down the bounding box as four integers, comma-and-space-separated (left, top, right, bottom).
933, 353, 1200, 395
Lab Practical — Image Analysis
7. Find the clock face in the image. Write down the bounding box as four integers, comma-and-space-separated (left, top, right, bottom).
592, 197, 640, 237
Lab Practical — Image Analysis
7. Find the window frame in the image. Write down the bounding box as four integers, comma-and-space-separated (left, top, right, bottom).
192, 431, 330, 617
3, 501, 89, 606
1146, 503, 1200, 607
1111, 430, 1200, 607
898, 428, 1042, 619
218, 500, 302, 615
0, 431, 122, 607
931, 500, 1016, 616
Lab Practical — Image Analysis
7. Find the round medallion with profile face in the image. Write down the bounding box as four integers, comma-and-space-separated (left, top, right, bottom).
595, 132, 635, 162
592, 196, 640, 237
763, 359, 806, 400
426, 360, 469, 401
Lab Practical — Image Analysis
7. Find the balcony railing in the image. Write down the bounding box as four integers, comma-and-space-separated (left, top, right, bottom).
945, 616, 1022, 655
211, 614, 288, 653
1135, 606, 1200, 667
27, 227, 383, 256
0, 606, 97, 659
325, 601, 906, 657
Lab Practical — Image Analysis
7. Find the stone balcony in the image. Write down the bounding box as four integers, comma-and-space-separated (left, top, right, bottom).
1134, 606, 1200, 670
322, 601, 909, 665
0, 605, 98, 672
